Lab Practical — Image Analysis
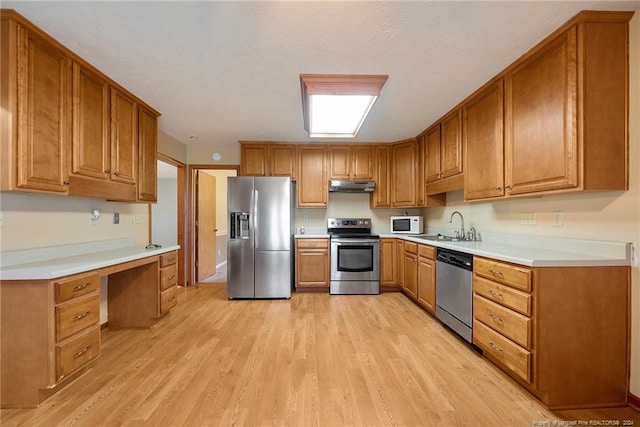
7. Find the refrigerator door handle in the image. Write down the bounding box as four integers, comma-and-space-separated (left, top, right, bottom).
253, 189, 259, 249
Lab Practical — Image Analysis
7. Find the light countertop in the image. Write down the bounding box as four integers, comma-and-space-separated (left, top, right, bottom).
0, 238, 180, 280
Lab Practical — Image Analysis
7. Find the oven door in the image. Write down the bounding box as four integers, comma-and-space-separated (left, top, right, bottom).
330, 239, 380, 281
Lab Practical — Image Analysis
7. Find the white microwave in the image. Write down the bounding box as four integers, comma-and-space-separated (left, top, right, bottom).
390, 216, 423, 234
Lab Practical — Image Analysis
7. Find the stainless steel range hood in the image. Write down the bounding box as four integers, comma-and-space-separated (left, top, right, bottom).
329, 180, 375, 193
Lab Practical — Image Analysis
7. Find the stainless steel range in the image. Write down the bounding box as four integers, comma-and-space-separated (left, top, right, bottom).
328, 218, 380, 295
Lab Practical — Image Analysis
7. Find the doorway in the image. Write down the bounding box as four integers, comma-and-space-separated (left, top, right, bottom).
152, 154, 187, 286
188, 164, 239, 285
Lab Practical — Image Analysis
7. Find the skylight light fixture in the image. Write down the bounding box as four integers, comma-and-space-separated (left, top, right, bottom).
300, 74, 388, 138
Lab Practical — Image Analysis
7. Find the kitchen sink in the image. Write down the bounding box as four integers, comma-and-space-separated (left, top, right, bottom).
415, 234, 461, 242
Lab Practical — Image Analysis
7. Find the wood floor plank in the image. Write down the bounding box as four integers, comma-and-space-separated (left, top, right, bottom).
2, 284, 639, 426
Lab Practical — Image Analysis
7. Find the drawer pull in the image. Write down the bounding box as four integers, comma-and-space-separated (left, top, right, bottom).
73, 345, 91, 358
488, 342, 503, 352
73, 283, 91, 292
168, 275, 175, 280
488, 269, 504, 277
167, 257, 175, 263
168, 296, 176, 302
488, 289, 504, 298
488, 311, 503, 323
73, 311, 91, 320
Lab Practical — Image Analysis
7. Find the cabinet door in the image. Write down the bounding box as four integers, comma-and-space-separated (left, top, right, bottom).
110, 88, 137, 185
328, 145, 351, 179
370, 145, 392, 208
417, 255, 436, 313
240, 144, 267, 176
137, 106, 158, 202
351, 145, 374, 179
16, 26, 71, 192
463, 81, 505, 201
403, 252, 418, 300
441, 108, 463, 178
505, 28, 578, 195
268, 144, 297, 179
415, 135, 426, 207
297, 145, 327, 207
395, 239, 404, 287
425, 124, 441, 183
391, 140, 416, 207
72, 63, 109, 180
296, 249, 328, 287
380, 238, 396, 286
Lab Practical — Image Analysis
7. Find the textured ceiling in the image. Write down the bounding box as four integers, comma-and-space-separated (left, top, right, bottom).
4, 1, 639, 147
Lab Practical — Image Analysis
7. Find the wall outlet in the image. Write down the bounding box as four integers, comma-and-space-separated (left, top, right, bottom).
520, 212, 537, 226
113, 213, 120, 224
303, 214, 309, 222
133, 214, 143, 224
553, 211, 563, 227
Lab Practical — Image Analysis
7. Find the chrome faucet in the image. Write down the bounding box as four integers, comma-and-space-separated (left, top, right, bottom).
449, 211, 465, 239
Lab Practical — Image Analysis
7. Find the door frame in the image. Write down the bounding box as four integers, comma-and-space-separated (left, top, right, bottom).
188, 164, 240, 287
151, 153, 187, 287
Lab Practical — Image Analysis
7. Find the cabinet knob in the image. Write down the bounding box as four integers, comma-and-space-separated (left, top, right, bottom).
495, 186, 501, 190
105, 169, 111, 173
114, 171, 120, 176
505, 185, 511, 189
63, 180, 70, 185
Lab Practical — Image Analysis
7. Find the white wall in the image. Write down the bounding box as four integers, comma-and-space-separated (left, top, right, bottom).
152, 178, 178, 246
0, 192, 149, 252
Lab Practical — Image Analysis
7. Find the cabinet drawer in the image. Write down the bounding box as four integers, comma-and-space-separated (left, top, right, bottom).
474, 294, 531, 348
474, 257, 532, 292
296, 239, 328, 249
55, 272, 100, 303
473, 275, 531, 316
160, 251, 177, 267
160, 286, 177, 314
56, 325, 100, 380
160, 264, 178, 291
473, 319, 531, 383
56, 294, 100, 342
418, 244, 436, 259
404, 241, 418, 254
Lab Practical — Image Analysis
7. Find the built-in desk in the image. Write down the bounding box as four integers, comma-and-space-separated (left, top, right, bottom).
0, 238, 180, 408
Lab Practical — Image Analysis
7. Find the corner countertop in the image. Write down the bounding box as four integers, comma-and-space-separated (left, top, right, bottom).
381, 232, 634, 267
0, 238, 180, 280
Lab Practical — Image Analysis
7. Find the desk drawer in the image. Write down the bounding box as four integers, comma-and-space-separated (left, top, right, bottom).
473, 319, 531, 383
56, 325, 100, 380
160, 286, 177, 314
474, 294, 531, 348
418, 244, 436, 259
56, 294, 100, 341
55, 272, 100, 303
474, 275, 532, 316
474, 257, 532, 292
160, 251, 177, 267
296, 239, 328, 249
160, 264, 178, 290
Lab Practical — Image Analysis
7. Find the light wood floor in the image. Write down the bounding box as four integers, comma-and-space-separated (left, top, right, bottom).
2, 284, 639, 426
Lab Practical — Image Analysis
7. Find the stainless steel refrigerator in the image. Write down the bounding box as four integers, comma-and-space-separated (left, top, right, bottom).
227, 177, 292, 299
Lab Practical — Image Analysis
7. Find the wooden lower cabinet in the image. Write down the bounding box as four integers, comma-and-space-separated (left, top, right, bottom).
379, 238, 396, 287
403, 241, 418, 300
159, 251, 178, 314
472, 256, 630, 409
416, 244, 436, 313
295, 238, 329, 290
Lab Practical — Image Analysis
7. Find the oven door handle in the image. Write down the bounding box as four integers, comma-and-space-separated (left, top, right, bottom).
332, 240, 379, 246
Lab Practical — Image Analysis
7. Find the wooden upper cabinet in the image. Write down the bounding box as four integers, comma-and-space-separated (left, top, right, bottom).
505, 28, 578, 195
2, 22, 72, 193
297, 145, 327, 207
72, 62, 109, 180
464, 80, 505, 201
110, 88, 137, 185
370, 144, 392, 208
137, 105, 158, 202
415, 134, 426, 206
268, 144, 297, 179
328, 144, 374, 180
391, 139, 416, 207
441, 108, 463, 178
328, 145, 351, 179
240, 143, 267, 176
425, 125, 441, 183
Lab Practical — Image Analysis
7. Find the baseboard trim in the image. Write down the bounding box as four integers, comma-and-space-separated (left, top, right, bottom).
629, 392, 640, 411
216, 260, 227, 269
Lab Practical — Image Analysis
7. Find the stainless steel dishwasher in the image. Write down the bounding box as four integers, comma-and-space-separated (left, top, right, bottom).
436, 248, 473, 343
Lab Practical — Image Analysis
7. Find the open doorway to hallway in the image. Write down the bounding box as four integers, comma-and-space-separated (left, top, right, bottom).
189, 165, 239, 285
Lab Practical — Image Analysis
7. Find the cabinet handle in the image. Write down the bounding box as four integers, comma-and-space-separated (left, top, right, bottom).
73, 345, 91, 358
488, 289, 504, 298
105, 169, 111, 173
505, 185, 511, 189
73, 311, 91, 320
73, 283, 91, 292
488, 311, 503, 323
488, 269, 504, 277
167, 257, 176, 263
168, 275, 175, 280
63, 180, 70, 185
495, 186, 501, 190
168, 296, 176, 302
488, 342, 503, 352
114, 171, 120, 176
